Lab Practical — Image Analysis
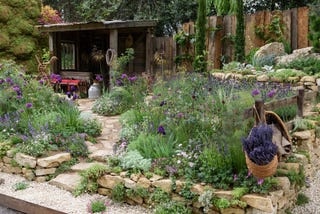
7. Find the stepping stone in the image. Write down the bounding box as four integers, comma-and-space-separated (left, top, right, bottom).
71, 162, 105, 172
89, 150, 113, 162
49, 173, 81, 192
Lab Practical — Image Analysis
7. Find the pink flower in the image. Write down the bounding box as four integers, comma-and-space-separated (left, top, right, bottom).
258, 178, 264, 185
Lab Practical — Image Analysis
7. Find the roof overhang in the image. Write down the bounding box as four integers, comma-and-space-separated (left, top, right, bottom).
37, 20, 157, 33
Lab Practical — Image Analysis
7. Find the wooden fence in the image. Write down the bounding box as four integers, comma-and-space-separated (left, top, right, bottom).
152, 7, 310, 73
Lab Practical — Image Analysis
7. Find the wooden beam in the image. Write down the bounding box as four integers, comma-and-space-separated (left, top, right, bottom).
0, 193, 66, 214
297, 89, 305, 117
145, 29, 152, 73
109, 29, 118, 89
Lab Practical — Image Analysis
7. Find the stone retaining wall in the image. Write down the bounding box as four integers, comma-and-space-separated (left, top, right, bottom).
0, 127, 319, 213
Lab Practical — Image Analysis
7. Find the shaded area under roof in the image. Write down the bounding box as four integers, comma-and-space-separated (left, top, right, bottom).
38, 20, 157, 32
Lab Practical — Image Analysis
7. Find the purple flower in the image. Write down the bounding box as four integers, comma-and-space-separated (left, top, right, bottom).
72, 94, 78, 100
39, 79, 44, 85
233, 174, 238, 181
26, 103, 32, 108
0, 79, 4, 84
157, 125, 166, 135
95, 74, 103, 82
177, 112, 184, 118
246, 170, 251, 178
128, 76, 137, 82
6, 77, 13, 85
70, 85, 76, 92
66, 91, 71, 97
121, 73, 128, 79
13, 85, 20, 92
116, 79, 123, 86
267, 89, 276, 98
251, 89, 260, 96
20, 109, 24, 113
160, 100, 166, 107
16, 95, 22, 99
258, 178, 264, 185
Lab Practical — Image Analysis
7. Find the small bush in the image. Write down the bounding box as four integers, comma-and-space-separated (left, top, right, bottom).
87, 200, 108, 213
92, 87, 133, 116
120, 150, 151, 172
296, 193, 309, 205
13, 182, 29, 191
111, 183, 125, 202
277, 57, 320, 75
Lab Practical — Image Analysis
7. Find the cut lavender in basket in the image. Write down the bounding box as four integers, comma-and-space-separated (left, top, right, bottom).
242, 125, 278, 165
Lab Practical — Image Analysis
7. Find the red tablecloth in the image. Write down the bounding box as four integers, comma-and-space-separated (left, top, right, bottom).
51, 79, 80, 85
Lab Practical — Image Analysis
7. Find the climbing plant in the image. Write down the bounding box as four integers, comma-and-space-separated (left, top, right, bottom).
193, 0, 207, 72
235, 0, 245, 62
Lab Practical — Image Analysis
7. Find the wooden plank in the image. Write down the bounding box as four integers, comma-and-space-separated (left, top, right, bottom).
244, 13, 254, 55
222, 15, 232, 64
297, 89, 305, 117
264, 96, 298, 111
291, 8, 298, 50
283, 9, 292, 50
297, 7, 309, 49
214, 16, 223, 69
0, 193, 66, 214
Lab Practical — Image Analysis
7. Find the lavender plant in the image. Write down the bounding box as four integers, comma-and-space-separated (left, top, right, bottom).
242, 125, 278, 165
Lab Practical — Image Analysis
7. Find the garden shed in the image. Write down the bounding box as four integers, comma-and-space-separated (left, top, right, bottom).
38, 20, 157, 92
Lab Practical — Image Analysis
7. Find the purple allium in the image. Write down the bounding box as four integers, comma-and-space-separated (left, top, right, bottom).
0, 79, 4, 84
50, 74, 57, 79
128, 76, 137, 82
177, 112, 184, 118
26, 103, 32, 108
116, 79, 123, 86
267, 89, 276, 98
39, 79, 44, 85
157, 125, 166, 135
121, 73, 128, 79
66, 91, 71, 97
251, 89, 260, 96
258, 178, 264, 185
13, 85, 20, 92
6, 77, 13, 84
160, 100, 166, 107
16, 95, 22, 99
72, 94, 78, 100
95, 74, 103, 82
70, 85, 76, 92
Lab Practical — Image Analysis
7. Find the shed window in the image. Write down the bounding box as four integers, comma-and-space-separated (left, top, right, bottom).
61, 42, 76, 70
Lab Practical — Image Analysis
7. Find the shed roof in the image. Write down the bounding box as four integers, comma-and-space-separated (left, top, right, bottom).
38, 20, 157, 32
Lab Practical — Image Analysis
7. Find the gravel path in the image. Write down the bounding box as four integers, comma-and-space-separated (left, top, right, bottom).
0, 172, 152, 214
291, 170, 320, 214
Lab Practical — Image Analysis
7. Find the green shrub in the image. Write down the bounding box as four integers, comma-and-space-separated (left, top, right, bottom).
296, 193, 309, 205
111, 183, 125, 202
154, 201, 192, 214
274, 105, 297, 122
74, 164, 108, 196
253, 54, 277, 67
128, 133, 177, 160
120, 150, 151, 172
87, 200, 108, 213
77, 118, 102, 137
13, 182, 29, 191
92, 87, 133, 116
0, 141, 12, 158
277, 57, 320, 75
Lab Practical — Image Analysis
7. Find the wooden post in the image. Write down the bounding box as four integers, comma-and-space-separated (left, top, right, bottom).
145, 28, 152, 74
255, 100, 265, 125
109, 29, 118, 89
297, 88, 305, 117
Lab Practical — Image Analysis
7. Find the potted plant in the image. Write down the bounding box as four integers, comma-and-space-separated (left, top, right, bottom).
242, 124, 278, 179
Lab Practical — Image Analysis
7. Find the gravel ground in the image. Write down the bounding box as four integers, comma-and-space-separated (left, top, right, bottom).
0, 172, 152, 214
291, 170, 320, 214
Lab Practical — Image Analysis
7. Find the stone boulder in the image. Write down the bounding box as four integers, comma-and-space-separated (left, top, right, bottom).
276, 47, 320, 65
14, 153, 36, 168
37, 153, 71, 168
254, 42, 286, 65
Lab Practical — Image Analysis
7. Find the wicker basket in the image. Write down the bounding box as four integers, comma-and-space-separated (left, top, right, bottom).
245, 153, 278, 179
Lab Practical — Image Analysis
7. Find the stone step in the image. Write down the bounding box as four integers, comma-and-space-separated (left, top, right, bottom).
89, 149, 114, 162
71, 162, 105, 172
48, 173, 81, 192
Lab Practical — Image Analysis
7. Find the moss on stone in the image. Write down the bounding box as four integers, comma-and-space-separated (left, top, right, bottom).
0, 5, 12, 23
10, 37, 36, 59
0, 31, 10, 50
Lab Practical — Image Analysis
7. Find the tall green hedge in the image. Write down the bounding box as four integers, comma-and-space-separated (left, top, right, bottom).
0, 0, 41, 71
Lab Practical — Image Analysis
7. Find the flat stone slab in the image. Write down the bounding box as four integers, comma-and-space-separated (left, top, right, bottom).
49, 173, 81, 192
88, 150, 113, 162
71, 162, 105, 172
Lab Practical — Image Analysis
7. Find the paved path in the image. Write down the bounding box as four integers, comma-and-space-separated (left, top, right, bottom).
49, 99, 122, 191
77, 99, 121, 162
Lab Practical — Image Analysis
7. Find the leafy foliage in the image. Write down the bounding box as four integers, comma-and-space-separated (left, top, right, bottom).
120, 150, 152, 172
39, 5, 63, 24
235, 0, 245, 62
308, 0, 320, 53
277, 57, 320, 76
